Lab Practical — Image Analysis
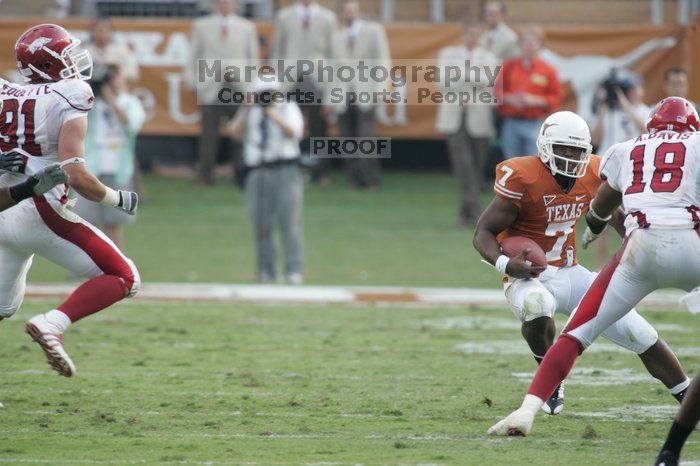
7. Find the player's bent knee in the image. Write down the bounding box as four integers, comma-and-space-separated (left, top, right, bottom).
521, 289, 556, 322
123, 259, 141, 299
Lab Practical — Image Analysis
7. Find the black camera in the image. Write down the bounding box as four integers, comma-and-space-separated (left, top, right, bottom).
594, 69, 633, 112
89, 62, 115, 98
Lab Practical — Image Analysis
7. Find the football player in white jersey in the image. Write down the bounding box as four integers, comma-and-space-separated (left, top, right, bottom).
0, 24, 140, 377
488, 97, 700, 440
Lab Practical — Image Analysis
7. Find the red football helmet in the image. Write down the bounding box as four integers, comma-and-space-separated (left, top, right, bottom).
646, 97, 699, 134
15, 24, 92, 83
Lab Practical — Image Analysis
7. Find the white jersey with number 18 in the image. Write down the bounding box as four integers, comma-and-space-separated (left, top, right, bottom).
0, 78, 94, 203
600, 131, 700, 233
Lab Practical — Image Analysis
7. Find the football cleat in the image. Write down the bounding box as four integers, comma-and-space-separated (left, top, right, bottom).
654, 450, 679, 466
26, 315, 76, 377
541, 382, 564, 415
487, 407, 535, 437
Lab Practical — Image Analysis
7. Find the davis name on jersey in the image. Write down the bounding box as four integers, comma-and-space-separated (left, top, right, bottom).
0, 78, 93, 203
494, 155, 603, 267
601, 131, 700, 232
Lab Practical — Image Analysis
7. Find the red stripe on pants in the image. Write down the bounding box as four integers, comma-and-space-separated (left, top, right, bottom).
34, 198, 135, 292
563, 236, 630, 335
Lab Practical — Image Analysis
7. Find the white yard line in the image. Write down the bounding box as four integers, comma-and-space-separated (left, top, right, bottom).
23, 283, 689, 310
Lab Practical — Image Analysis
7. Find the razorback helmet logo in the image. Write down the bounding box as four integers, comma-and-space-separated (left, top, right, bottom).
27, 37, 52, 54
15, 24, 92, 83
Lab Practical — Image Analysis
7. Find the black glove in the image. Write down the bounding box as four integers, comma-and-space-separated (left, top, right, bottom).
0, 150, 26, 174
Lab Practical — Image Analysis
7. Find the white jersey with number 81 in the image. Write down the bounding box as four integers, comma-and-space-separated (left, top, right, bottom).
0, 78, 94, 204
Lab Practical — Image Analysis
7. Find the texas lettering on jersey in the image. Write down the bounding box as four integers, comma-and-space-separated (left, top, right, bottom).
494, 155, 603, 267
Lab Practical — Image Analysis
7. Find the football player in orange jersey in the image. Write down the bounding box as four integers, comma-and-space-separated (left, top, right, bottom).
473, 111, 689, 415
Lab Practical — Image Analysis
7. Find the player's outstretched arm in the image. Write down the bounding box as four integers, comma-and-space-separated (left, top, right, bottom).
58, 117, 138, 215
473, 197, 546, 279
582, 181, 624, 249
0, 164, 69, 211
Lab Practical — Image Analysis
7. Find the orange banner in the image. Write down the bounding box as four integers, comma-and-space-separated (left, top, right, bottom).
0, 18, 695, 138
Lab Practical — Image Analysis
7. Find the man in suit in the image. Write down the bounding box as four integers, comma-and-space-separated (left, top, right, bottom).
330, 0, 391, 189
187, 0, 259, 186
436, 22, 496, 226
270, 0, 336, 185
479, 1, 519, 60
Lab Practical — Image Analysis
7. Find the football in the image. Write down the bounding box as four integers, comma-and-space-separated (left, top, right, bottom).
499, 236, 548, 267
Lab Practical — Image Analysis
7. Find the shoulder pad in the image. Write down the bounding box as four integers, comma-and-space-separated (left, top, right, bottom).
51, 79, 94, 112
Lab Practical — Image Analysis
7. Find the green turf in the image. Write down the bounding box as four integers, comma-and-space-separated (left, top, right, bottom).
2, 301, 697, 465
26, 172, 620, 287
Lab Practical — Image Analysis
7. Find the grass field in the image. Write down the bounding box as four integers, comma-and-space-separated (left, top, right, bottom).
9, 171, 690, 465
26, 172, 617, 287
2, 300, 698, 465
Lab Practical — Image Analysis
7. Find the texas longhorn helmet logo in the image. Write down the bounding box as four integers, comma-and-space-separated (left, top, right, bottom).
27, 37, 52, 54
541, 122, 558, 135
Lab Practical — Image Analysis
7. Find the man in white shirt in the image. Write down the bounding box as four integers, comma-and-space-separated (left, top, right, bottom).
591, 72, 650, 156
230, 80, 305, 284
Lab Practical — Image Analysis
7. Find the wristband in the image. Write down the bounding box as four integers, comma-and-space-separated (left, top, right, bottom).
588, 201, 612, 223
585, 212, 608, 235
8, 177, 37, 203
101, 187, 120, 207
495, 255, 510, 275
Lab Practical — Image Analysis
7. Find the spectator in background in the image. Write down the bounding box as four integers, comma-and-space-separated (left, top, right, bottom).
664, 68, 697, 109
591, 72, 649, 155
85, 18, 139, 83
436, 22, 496, 227
74, 65, 146, 250
495, 27, 562, 159
271, 0, 336, 186
330, 0, 390, 190
229, 80, 305, 285
589, 72, 649, 269
187, 0, 259, 186
479, 1, 519, 60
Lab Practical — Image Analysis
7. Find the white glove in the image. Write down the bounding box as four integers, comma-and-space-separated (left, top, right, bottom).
116, 190, 138, 215
31, 164, 69, 195
581, 225, 606, 250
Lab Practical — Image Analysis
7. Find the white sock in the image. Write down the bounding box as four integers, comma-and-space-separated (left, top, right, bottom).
42, 309, 71, 334
671, 378, 691, 395
520, 394, 544, 415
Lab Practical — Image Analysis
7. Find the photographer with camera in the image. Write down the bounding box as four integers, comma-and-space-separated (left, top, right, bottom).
591, 71, 649, 155
229, 80, 305, 285
73, 64, 146, 251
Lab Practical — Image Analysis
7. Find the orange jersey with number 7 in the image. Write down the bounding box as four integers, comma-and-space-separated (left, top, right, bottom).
494, 154, 603, 267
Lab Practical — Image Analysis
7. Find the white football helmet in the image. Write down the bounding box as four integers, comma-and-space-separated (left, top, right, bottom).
536, 111, 593, 178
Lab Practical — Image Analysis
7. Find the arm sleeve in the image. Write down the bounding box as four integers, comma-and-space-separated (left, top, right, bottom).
247, 22, 260, 61
123, 95, 147, 135
53, 80, 94, 126
599, 143, 624, 192
286, 103, 304, 141
493, 160, 526, 209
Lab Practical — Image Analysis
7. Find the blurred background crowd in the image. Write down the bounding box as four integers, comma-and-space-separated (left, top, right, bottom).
3, 0, 699, 284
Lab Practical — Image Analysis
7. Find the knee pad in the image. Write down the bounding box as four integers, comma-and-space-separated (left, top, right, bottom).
521, 289, 556, 322
126, 263, 141, 299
